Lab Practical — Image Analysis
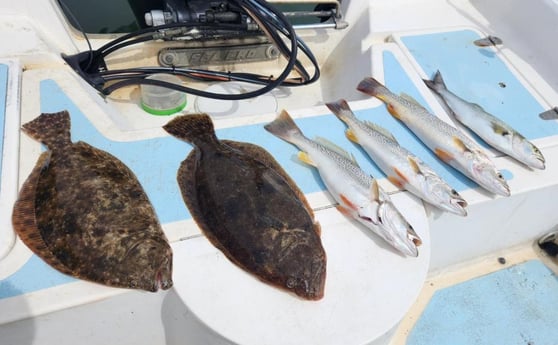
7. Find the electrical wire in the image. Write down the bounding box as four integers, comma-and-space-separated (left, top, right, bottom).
61, 0, 321, 100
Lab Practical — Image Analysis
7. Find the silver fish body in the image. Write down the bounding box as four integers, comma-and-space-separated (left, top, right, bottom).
327, 99, 468, 216
424, 70, 545, 170
264, 110, 421, 257
357, 77, 510, 197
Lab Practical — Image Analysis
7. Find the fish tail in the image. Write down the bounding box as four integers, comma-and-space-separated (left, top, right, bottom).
264, 110, 306, 145
326, 99, 356, 124
357, 77, 390, 98
163, 114, 218, 147
423, 70, 447, 93
22, 111, 72, 149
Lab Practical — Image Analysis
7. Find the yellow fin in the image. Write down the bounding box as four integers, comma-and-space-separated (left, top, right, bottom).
386, 104, 401, 119
345, 129, 359, 143
452, 136, 471, 153
407, 156, 421, 174
297, 151, 316, 166
370, 179, 380, 201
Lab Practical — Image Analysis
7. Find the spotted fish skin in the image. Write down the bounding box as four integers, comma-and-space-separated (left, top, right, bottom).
358, 77, 510, 197
164, 114, 326, 300
423, 70, 545, 170
264, 110, 421, 258
12, 111, 173, 292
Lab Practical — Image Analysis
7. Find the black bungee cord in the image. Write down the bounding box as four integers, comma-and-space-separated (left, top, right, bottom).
61, 0, 321, 100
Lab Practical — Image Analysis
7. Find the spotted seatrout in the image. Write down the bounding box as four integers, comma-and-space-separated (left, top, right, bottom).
265, 110, 421, 257
327, 99, 468, 216
358, 78, 510, 197
424, 70, 545, 170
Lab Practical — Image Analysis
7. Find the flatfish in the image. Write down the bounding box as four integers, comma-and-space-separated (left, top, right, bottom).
12, 111, 173, 292
163, 114, 326, 300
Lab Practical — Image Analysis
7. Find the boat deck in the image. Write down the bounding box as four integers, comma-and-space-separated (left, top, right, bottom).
1, 1, 558, 344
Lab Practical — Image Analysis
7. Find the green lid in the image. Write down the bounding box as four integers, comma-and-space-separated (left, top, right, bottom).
141, 98, 187, 116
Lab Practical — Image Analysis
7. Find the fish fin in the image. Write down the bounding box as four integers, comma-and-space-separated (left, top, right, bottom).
336, 205, 353, 217
12, 152, 75, 277
370, 179, 381, 202
452, 136, 472, 153
400, 93, 423, 107
297, 151, 317, 166
394, 167, 410, 185
163, 114, 218, 147
435, 148, 454, 163
314, 136, 358, 164
407, 156, 422, 175
326, 99, 355, 123
386, 104, 402, 120
339, 193, 359, 211
363, 121, 398, 142
388, 175, 405, 189
264, 110, 306, 145
357, 77, 389, 98
22, 111, 72, 149
423, 70, 447, 93
345, 129, 359, 144
491, 122, 511, 137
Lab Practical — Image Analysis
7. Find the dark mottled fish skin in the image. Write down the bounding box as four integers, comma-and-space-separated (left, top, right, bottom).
12, 111, 173, 292
164, 114, 326, 300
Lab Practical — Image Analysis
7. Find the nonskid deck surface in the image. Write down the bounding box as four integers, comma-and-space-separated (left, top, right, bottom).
407, 259, 558, 345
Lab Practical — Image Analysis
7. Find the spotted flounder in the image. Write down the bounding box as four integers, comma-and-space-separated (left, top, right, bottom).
12, 111, 173, 292
163, 114, 326, 300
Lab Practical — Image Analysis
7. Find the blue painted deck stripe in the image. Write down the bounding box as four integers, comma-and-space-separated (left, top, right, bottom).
408, 260, 558, 345
400, 29, 558, 140
0, 64, 8, 190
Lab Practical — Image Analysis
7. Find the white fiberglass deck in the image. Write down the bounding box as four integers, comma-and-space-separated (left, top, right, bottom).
1, 0, 558, 344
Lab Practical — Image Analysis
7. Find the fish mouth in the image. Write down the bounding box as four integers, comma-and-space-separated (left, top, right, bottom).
448, 198, 468, 216
153, 259, 173, 291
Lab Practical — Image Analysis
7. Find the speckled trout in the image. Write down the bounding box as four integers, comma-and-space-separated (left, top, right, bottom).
327, 99, 468, 216
424, 70, 545, 170
265, 110, 421, 257
357, 77, 510, 197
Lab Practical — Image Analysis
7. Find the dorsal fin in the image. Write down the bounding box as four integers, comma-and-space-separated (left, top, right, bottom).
400, 93, 423, 107
314, 136, 358, 164
363, 120, 397, 142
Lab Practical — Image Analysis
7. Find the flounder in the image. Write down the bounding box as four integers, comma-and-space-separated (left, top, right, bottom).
163, 114, 326, 300
12, 111, 173, 292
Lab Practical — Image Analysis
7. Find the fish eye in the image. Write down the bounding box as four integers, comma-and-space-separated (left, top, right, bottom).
497, 173, 503, 179
451, 189, 458, 196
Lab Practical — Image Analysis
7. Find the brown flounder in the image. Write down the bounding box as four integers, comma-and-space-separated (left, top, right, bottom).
163, 114, 326, 300
12, 111, 173, 292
